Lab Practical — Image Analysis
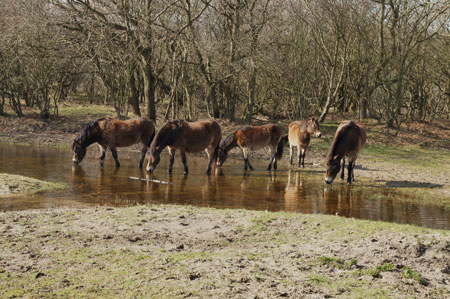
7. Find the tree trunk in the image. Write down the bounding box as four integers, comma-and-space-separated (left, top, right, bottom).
129, 70, 141, 116
247, 61, 256, 123
142, 62, 156, 123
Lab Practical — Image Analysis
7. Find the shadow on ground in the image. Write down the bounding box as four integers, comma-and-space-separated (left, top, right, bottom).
376, 180, 443, 188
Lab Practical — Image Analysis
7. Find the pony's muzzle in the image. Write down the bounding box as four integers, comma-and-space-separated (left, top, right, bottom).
146, 166, 154, 172
72, 158, 80, 164
324, 177, 333, 184
316, 132, 322, 137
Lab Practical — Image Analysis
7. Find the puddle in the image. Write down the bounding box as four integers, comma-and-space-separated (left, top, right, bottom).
0, 143, 448, 229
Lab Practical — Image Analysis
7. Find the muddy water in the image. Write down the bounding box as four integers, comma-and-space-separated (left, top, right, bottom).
0, 144, 448, 229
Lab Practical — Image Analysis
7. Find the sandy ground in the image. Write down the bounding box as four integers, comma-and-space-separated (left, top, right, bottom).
1, 204, 449, 298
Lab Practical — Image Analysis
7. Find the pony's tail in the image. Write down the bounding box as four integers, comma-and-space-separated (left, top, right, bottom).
276, 135, 288, 160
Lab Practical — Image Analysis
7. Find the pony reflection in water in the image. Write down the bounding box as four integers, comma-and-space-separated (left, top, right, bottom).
217, 124, 286, 171
146, 119, 222, 175
72, 117, 155, 168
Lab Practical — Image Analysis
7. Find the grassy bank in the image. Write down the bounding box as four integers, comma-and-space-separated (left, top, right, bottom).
0, 174, 65, 196
0, 204, 449, 298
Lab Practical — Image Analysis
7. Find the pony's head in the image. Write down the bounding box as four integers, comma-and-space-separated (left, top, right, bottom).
307, 117, 321, 137
217, 147, 228, 166
146, 121, 179, 172
71, 120, 101, 164
324, 154, 341, 184
217, 133, 234, 166
146, 145, 163, 172
71, 139, 86, 164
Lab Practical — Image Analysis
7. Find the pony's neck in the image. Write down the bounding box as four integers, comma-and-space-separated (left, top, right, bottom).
80, 131, 100, 148
224, 134, 238, 152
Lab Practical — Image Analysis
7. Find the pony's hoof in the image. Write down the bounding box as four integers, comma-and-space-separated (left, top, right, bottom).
347, 181, 352, 185
167, 169, 172, 173
116, 163, 121, 168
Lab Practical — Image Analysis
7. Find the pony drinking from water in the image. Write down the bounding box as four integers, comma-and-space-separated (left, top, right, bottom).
324, 120, 366, 185
288, 117, 322, 168
72, 117, 155, 168
217, 124, 286, 171
146, 119, 222, 175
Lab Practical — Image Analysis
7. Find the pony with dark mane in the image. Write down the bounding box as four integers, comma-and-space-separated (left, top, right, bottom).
217, 124, 286, 171
324, 120, 366, 184
288, 117, 322, 168
72, 117, 155, 168
146, 119, 222, 175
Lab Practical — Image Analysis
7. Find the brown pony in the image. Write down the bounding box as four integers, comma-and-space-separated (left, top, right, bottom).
324, 120, 366, 185
217, 124, 285, 171
72, 117, 155, 168
288, 117, 322, 168
146, 119, 222, 175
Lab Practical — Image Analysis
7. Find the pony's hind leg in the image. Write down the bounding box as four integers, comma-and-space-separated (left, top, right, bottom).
346, 159, 354, 185
168, 147, 176, 173
300, 148, 306, 168
99, 145, 107, 166
289, 145, 294, 166
267, 146, 276, 171
205, 147, 215, 175
111, 147, 120, 167
180, 150, 188, 175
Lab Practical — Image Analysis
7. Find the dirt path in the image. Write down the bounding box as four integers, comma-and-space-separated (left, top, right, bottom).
1, 204, 449, 298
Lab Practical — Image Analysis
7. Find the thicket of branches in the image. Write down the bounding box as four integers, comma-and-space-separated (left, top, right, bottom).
1, 0, 449, 133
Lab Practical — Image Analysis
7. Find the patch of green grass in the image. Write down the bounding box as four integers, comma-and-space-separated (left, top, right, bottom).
308, 274, 329, 284
318, 256, 358, 270
250, 214, 278, 233
164, 251, 214, 264
402, 266, 422, 282
366, 263, 395, 278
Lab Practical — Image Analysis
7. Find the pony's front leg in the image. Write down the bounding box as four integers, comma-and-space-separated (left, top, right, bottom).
111, 147, 120, 167
180, 150, 188, 175
340, 158, 346, 180
242, 148, 254, 171
99, 145, 107, 166
168, 147, 176, 173
139, 146, 148, 169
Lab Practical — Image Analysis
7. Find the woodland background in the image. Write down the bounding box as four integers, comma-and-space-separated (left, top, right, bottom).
1, 0, 449, 135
